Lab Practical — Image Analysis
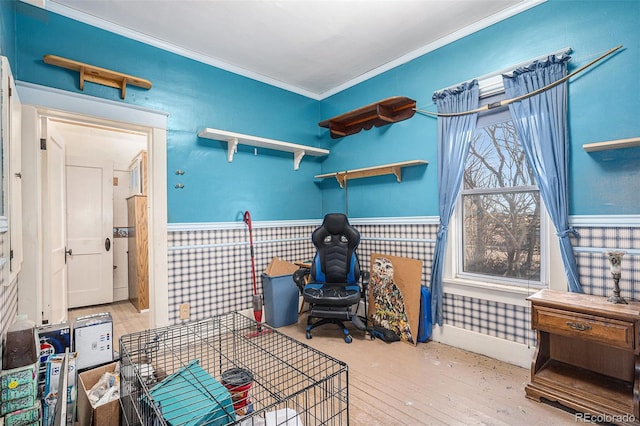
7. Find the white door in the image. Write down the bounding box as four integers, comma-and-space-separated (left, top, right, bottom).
42, 120, 68, 324
66, 157, 114, 308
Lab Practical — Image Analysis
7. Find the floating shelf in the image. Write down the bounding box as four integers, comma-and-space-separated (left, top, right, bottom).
319, 96, 416, 139
43, 54, 152, 100
198, 128, 329, 170
315, 160, 428, 188
583, 137, 640, 152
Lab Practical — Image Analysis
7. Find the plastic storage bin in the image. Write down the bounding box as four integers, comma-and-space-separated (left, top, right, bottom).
262, 273, 299, 327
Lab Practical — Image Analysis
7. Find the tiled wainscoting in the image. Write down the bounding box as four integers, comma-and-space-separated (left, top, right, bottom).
572, 224, 640, 300
443, 293, 534, 346
167, 219, 439, 324
167, 216, 640, 352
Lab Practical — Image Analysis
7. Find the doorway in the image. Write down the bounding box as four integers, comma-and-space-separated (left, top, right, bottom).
17, 81, 169, 329
54, 120, 147, 309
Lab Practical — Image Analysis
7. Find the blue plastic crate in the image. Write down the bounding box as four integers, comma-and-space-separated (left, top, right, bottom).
144, 359, 235, 426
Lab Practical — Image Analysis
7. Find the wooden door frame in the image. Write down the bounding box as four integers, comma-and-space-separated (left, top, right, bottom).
17, 82, 169, 329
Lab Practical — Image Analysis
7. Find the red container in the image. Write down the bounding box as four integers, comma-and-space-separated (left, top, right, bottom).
221, 368, 254, 415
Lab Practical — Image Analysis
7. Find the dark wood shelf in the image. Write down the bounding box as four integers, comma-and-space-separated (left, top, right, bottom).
319, 96, 416, 139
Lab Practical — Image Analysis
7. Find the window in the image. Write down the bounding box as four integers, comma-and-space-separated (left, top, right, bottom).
457, 94, 543, 286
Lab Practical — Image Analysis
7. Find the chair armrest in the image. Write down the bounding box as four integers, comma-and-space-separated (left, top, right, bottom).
293, 268, 310, 293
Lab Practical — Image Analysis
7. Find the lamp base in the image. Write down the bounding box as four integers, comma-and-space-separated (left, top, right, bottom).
608, 276, 627, 304
607, 294, 628, 304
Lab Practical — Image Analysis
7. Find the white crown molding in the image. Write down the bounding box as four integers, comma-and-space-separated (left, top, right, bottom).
570, 215, 640, 227
319, 0, 547, 99
42, 0, 545, 101
43, 1, 323, 100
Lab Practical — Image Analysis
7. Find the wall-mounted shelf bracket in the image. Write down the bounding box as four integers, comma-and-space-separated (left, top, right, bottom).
319, 96, 416, 139
315, 160, 428, 188
198, 128, 329, 170
43, 54, 152, 99
227, 137, 239, 162
293, 150, 306, 171
583, 137, 640, 152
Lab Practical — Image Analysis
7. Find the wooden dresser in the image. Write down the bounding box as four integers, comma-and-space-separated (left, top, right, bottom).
526, 289, 640, 424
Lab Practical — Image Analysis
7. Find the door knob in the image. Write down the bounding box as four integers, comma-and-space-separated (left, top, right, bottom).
105, 237, 111, 252
65, 247, 72, 264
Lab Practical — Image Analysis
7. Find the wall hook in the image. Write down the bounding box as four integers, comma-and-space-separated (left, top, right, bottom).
175, 169, 185, 175
175, 183, 184, 189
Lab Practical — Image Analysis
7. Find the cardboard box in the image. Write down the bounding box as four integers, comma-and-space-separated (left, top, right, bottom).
265, 257, 299, 276
77, 362, 120, 426
73, 313, 113, 371
38, 322, 72, 389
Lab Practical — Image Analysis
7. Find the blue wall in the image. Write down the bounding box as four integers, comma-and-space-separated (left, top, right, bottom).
12, 0, 640, 222
0, 0, 16, 62
14, 2, 324, 223
318, 0, 640, 217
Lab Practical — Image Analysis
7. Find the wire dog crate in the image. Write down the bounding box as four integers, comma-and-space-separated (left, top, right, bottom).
119, 312, 349, 425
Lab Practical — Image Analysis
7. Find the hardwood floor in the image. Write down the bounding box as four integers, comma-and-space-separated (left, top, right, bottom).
68, 301, 149, 352
68, 303, 575, 425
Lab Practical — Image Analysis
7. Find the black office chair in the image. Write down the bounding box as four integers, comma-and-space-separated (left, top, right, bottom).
294, 213, 368, 343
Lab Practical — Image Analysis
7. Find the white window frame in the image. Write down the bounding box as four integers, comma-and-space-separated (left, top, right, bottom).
441, 55, 572, 301
456, 104, 546, 289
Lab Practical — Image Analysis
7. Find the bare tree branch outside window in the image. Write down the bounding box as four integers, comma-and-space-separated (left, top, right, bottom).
462, 120, 541, 281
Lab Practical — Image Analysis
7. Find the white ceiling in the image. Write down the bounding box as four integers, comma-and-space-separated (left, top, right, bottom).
43, 0, 544, 100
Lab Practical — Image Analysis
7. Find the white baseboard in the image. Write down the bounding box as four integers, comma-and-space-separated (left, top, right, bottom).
431, 324, 534, 368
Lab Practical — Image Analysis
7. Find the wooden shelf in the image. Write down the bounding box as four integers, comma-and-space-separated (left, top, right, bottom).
319, 96, 416, 139
198, 128, 329, 170
43, 54, 152, 100
315, 160, 428, 188
583, 137, 640, 152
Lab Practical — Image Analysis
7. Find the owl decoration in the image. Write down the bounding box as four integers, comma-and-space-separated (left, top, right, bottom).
370, 256, 414, 343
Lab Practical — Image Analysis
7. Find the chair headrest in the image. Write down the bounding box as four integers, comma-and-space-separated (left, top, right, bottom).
322, 213, 350, 235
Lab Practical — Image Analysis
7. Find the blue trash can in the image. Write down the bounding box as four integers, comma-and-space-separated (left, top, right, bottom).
262, 273, 299, 327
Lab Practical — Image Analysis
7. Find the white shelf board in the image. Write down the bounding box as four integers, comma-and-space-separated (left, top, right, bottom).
583, 137, 640, 152
198, 127, 329, 170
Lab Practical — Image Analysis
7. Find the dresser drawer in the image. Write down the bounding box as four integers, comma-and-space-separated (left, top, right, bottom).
533, 306, 636, 351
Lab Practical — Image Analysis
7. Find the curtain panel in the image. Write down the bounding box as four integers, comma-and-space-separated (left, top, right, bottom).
429, 81, 479, 325
503, 54, 583, 293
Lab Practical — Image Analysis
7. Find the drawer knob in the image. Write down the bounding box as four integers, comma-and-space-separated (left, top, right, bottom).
566, 321, 592, 331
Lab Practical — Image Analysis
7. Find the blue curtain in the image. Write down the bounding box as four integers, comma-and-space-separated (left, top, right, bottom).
503, 55, 583, 293
429, 81, 479, 325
